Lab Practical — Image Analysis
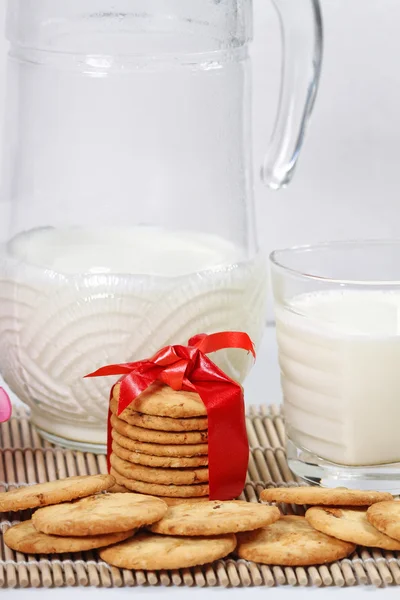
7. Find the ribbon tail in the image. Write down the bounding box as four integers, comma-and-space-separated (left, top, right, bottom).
193, 380, 249, 500
84, 363, 144, 378
190, 331, 255, 359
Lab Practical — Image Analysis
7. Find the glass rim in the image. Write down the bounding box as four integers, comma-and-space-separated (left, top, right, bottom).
269, 239, 400, 286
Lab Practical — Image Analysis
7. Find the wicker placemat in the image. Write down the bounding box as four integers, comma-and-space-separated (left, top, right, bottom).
0, 404, 399, 589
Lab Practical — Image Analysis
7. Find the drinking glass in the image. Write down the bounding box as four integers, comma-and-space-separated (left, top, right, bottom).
271, 240, 400, 492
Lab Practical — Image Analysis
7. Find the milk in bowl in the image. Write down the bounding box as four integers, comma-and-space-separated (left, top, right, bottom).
0, 226, 267, 448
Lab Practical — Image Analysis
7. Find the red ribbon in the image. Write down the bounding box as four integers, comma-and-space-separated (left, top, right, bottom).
85, 331, 255, 500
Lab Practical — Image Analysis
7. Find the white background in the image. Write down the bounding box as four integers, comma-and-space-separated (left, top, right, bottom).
253, 0, 400, 251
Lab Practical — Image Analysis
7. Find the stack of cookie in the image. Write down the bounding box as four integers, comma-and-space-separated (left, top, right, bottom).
109, 381, 211, 502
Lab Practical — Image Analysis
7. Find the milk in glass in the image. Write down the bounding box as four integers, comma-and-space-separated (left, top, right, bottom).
276, 290, 400, 466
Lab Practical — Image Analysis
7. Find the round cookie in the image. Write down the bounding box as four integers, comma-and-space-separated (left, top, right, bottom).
110, 467, 209, 498
0, 474, 115, 512
108, 482, 131, 494
112, 440, 208, 468
112, 429, 208, 457
161, 496, 211, 506
367, 501, 400, 541
99, 531, 236, 570
108, 491, 211, 504
110, 454, 209, 485
113, 381, 207, 418
110, 397, 208, 431
111, 415, 208, 445
32, 492, 168, 536
236, 515, 356, 566
260, 487, 393, 507
305, 506, 400, 550
4, 521, 134, 554
150, 500, 281, 536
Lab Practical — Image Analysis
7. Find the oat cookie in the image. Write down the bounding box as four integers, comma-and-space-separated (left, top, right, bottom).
110, 397, 208, 431
108, 493, 210, 505
110, 467, 209, 498
367, 501, 400, 541
99, 531, 236, 570
236, 515, 355, 566
112, 440, 208, 468
111, 415, 208, 445
150, 500, 281, 536
113, 381, 207, 418
108, 482, 131, 494
305, 506, 400, 550
260, 487, 393, 507
4, 521, 134, 554
0, 474, 115, 512
161, 496, 211, 506
32, 492, 168, 536
112, 429, 208, 457
110, 454, 209, 485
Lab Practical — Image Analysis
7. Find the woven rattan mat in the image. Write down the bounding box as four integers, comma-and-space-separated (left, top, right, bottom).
0, 404, 399, 589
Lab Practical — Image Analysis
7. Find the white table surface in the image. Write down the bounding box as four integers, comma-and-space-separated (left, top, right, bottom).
1, 327, 398, 597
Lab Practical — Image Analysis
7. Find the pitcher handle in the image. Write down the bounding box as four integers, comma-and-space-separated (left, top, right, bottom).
262, 0, 323, 190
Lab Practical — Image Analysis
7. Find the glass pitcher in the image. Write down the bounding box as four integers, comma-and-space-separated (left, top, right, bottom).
0, 0, 323, 451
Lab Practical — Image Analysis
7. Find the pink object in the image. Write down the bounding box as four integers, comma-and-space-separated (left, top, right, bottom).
0, 387, 12, 422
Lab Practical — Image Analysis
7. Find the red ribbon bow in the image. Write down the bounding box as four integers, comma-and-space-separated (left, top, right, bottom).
85, 331, 255, 500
